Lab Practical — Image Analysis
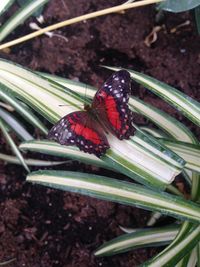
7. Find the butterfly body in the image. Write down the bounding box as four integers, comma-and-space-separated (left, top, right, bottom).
48, 70, 135, 157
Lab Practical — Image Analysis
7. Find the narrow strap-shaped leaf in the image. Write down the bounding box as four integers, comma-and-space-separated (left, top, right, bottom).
0, 107, 33, 141
158, 0, 200, 13
159, 139, 200, 173
129, 96, 197, 143
197, 243, 200, 266
143, 223, 200, 267
0, 0, 49, 42
20, 140, 112, 170
106, 66, 200, 127
0, 0, 15, 16
0, 117, 29, 172
0, 83, 48, 134
103, 67, 200, 199
176, 248, 197, 267
0, 59, 185, 188
0, 153, 67, 166
17, 0, 45, 17
140, 126, 169, 138
42, 72, 197, 143
130, 70, 200, 127
41, 70, 200, 196
95, 226, 179, 257
27, 170, 200, 223
195, 6, 200, 35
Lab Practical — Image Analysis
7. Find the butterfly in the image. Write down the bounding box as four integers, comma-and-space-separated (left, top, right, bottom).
48, 70, 135, 157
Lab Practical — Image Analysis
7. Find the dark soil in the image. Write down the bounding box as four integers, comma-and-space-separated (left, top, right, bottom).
0, 0, 200, 266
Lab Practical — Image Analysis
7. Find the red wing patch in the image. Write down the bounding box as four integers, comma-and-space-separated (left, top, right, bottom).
92, 70, 135, 139
48, 111, 109, 157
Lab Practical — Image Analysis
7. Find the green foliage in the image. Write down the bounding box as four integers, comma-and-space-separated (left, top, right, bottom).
159, 0, 200, 13
0, 0, 15, 16
195, 6, 200, 34
0, 59, 199, 266
0, 0, 49, 42
17, 0, 45, 17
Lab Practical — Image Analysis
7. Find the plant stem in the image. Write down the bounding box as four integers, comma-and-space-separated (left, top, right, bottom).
0, 0, 163, 50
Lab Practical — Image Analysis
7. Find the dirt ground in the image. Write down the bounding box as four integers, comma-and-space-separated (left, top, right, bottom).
0, 0, 200, 266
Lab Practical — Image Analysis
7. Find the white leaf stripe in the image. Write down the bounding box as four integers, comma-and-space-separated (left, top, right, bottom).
0, 82, 48, 134
95, 226, 179, 256
130, 70, 200, 126
0, 0, 15, 16
0, 118, 29, 172
0, 59, 185, 187
42, 72, 196, 143
0, 153, 67, 166
0, 0, 49, 42
27, 171, 200, 222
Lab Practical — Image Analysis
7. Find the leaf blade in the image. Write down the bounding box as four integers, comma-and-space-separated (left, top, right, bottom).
27, 170, 200, 223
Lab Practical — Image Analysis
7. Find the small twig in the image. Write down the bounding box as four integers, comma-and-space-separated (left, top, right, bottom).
0, 258, 16, 266
60, 0, 68, 11
0, 0, 163, 50
170, 20, 190, 33
29, 22, 69, 42
144, 25, 163, 47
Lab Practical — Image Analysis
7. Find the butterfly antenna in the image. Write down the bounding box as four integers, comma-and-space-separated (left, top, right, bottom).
59, 104, 73, 107
59, 104, 84, 108
84, 84, 88, 107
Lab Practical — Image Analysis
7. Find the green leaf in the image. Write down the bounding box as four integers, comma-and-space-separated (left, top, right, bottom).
195, 6, 200, 35
130, 96, 198, 143
41, 70, 200, 199
0, 0, 15, 16
176, 248, 197, 267
0, 153, 67, 166
95, 226, 179, 257
0, 59, 185, 188
0, 117, 29, 172
107, 67, 200, 127
17, 0, 46, 17
0, 107, 33, 141
0, 0, 49, 42
140, 126, 169, 138
0, 83, 48, 134
159, 139, 200, 173
42, 70, 200, 263
42, 71, 197, 143
159, 0, 200, 13
27, 170, 200, 223
197, 244, 200, 266
144, 223, 200, 267
20, 140, 112, 170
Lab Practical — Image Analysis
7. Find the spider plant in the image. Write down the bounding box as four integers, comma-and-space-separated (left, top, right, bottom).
0, 58, 200, 266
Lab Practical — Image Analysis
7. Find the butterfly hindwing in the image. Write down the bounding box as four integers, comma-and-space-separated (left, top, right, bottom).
48, 111, 109, 157
92, 70, 135, 139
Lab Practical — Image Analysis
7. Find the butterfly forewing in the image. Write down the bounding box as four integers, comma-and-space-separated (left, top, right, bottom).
48, 111, 110, 157
92, 70, 135, 139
